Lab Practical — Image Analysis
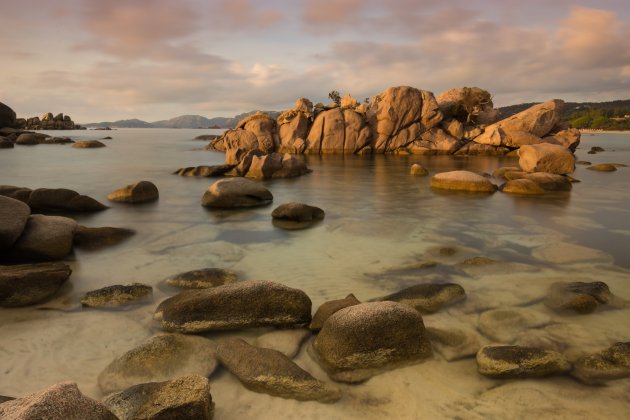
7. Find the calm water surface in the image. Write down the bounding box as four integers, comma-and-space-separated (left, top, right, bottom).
1, 129, 629, 419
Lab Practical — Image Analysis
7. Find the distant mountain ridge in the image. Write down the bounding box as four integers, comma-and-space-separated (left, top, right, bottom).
83, 110, 281, 129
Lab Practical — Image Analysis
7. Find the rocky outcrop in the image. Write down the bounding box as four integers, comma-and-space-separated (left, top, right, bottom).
245, 153, 310, 179
430, 171, 498, 192
374, 283, 466, 313
476, 345, 571, 378
518, 143, 576, 174
201, 178, 273, 208
81, 283, 153, 308
103, 375, 214, 420
216, 338, 341, 402
408, 127, 464, 155
0, 196, 30, 250
20, 112, 82, 130
0, 382, 117, 420
107, 180, 159, 204
436, 87, 498, 125
0, 263, 71, 307
305, 107, 372, 154
0, 185, 108, 212
310, 301, 432, 383
165, 268, 238, 289
98, 333, 218, 394
155, 280, 312, 333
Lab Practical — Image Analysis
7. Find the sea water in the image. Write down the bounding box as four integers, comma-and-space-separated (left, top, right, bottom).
0, 129, 629, 419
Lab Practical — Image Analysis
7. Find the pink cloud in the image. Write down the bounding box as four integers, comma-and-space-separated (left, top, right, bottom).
211, 0, 284, 29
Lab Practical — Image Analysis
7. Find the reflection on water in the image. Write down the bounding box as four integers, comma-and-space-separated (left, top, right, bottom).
1, 129, 629, 418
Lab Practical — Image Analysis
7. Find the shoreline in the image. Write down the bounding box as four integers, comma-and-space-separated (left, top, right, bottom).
579, 129, 630, 134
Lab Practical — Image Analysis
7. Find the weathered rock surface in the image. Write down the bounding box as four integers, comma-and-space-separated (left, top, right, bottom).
375, 283, 466, 313
277, 108, 310, 153
0, 195, 30, 250
476, 345, 571, 378
410, 163, 428, 176
311, 301, 433, 383
73, 226, 135, 250
236, 112, 278, 153
542, 128, 581, 151
500, 178, 546, 195
254, 329, 311, 359
0, 382, 117, 420
478, 308, 551, 343
427, 327, 482, 361
156, 280, 312, 333
165, 268, 238, 289
436, 87, 497, 124
408, 127, 464, 154
572, 342, 630, 384
6, 215, 77, 261
103, 375, 214, 420
81, 283, 153, 308
0, 262, 71, 307
518, 143, 576, 174
587, 163, 617, 172
217, 338, 341, 402
431, 171, 497, 192
72, 140, 106, 148
98, 333, 218, 394
545, 281, 624, 314
108, 180, 159, 204
201, 178, 273, 208
310, 294, 361, 331
245, 152, 310, 179
174, 164, 235, 177
305, 107, 372, 154
454, 142, 510, 156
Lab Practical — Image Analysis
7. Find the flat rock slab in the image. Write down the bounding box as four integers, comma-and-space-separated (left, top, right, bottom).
476, 345, 571, 379
108, 180, 159, 204
478, 308, 551, 343
98, 333, 218, 394
73, 226, 135, 250
587, 163, 617, 172
254, 328, 311, 358
0, 382, 117, 420
81, 283, 153, 308
201, 178, 273, 208
0, 195, 30, 250
217, 338, 341, 403
310, 294, 361, 331
165, 267, 238, 289
103, 375, 214, 420
375, 283, 466, 313
72, 140, 106, 148
544, 281, 624, 314
0, 262, 71, 307
155, 280, 312, 333
431, 171, 497, 192
6, 214, 77, 262
311, 301, 433, 383
572, 342, 630, 384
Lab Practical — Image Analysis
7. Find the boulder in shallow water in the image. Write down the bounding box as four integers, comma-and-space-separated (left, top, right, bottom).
81, 283, 153, 308
518, 143, 575, 174
430, 171, 497, 193
0, 195, 30, 250
374, 283, 466, 313
73, 226, 135, 250
476, 345, 571, 378
28, 188, 108, 212
0, 137, 14, 148
107, 180, 159, 204
98, 333, 218, 394
544, 281, 623, 314
587, 163, 617, 172
310, 293, 361, 331
310, 301, 433, 383
0, 382, 117, 420
174, 164, 235, 177
156, 280, 312, 333
410, 163, 428, 176
271, 202, 325, 223
15, 133, 44, 145
103, 375, 214, 420
72, 140, 106, 148
6, 215, 77, 262
500, 179, 546, 195
217, 338, 341, 402
0, 262, 71, 307
165, 268, 238, 289
572, 342, 630, 385
201, 178, 273, 208
427, 326, 483, 361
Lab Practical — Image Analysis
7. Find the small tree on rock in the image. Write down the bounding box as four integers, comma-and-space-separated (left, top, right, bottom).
328, 90, 341, 106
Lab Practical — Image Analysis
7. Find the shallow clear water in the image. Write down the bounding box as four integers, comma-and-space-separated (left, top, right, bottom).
1, 129, 629, 419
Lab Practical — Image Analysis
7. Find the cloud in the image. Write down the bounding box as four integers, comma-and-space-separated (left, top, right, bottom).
210, 0, 284, 30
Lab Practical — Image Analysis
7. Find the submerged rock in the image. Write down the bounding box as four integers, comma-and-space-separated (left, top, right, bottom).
476, 345, 571, 378
217, 338, 341, 403
310, 294, 361, 331
310, 301, 433, 383
165, 268, 238, 289
72, 140, 106, 148
103, 375, 214, 420
271, 202, 325, 223
254, 329, 311, 359
587, 163, 617, 172
430, 171, 497, 193
545, 281, 623, 314
201, 178, 273, 208
156, 280, 311, 333
375, 283, 466, 313
410, 163, 429, 176
81, 283, 153, 308
572, 342, 630, 385
107, 180, 159, 204
73, 226, 135, 250
174, 164, 235, 177
98, 333, 218, 394
0, 195, 30, 250
478, 308, 551, 343
0, 382, 117, 420
427, 327, 483, 361
0, 262, 71, 307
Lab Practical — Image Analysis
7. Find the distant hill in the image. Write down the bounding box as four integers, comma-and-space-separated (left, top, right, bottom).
498, 99, 630, 130
83, 110, 281, 129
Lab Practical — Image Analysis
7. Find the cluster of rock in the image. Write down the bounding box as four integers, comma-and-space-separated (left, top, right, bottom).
20, 112, 83, 130
205, 86, 579, 158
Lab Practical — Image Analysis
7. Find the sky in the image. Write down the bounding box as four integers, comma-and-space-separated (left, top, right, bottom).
1, 0, 629, 123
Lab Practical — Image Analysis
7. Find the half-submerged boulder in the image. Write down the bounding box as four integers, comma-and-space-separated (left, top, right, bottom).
374, 283, 466, 313
518, 143, 576, 174
500, 179, 546, 195
103, 375, 214, 420
107, 180, 159, 204
174, 164, 235, 177
0, 186, 108, 212
271, 202, 325, 223
0, 195, 30, 250
165, 268, 238, 289
5, 215, 77, 262
81, 283, 153, 308
587, 163, 617, 172
0, 382, 117, 420
201, 178, 272, 208
545, 281, 624, 314
572, 342, 630, 385
430, 171, 497, 193
72, 140, 106, 148
0, 262, 71, 307
217, 338, 341, 403
410, 163, 428, 176
98, 333, 218, 394
73, 226, 135, 250
476, 345, 571, 378
310, 301, 433, 383
155, 280, 312, 333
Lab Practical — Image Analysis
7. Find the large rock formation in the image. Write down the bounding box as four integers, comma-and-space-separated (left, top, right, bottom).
0, 102, 17, 128
21, 112, 82, 130
436, 87, 498, 125
305, 107, 372, 154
